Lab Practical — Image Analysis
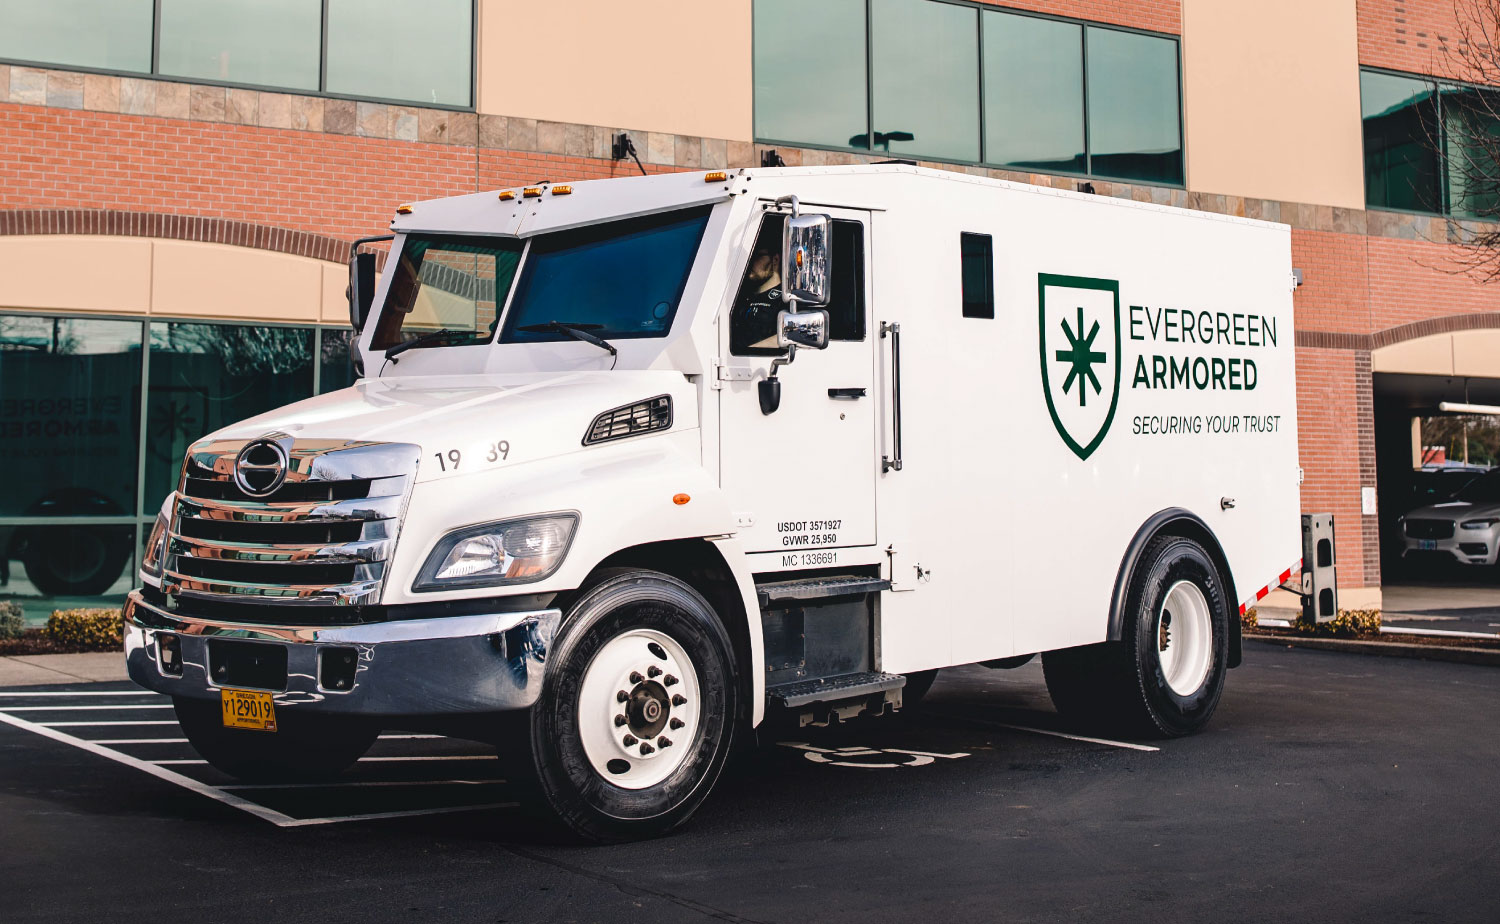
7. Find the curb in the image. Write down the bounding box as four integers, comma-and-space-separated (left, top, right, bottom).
1246, 633, 1500, 667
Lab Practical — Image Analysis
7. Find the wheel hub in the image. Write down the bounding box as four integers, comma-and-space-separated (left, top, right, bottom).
625, 681, 670, 738
578, 628, 701, 790
1157, 580, 1212, 697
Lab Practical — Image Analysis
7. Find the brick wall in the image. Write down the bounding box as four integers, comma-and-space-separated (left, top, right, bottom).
980, 0, 1180, 33
1296, 346, 1380, 586
1357, 0, 1497, 81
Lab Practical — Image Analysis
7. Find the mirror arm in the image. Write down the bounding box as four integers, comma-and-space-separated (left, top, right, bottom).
768, 345, 797, 379
773, 194, 800, 219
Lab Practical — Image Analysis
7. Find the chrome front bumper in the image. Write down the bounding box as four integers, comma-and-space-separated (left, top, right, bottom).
123, 590, 561, 716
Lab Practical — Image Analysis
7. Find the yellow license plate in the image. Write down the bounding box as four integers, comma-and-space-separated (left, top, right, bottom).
220, 689, 277, 732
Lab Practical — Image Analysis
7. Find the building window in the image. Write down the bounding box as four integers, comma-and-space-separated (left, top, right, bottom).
0, 0, 475, 109
0, 0, 153, 73
960, 233, 994, 319
871, 0, 980, 161
752, 0, 1184, 186
0, 312, 352, 625
1361, 68, 1500, 218
983, 12, 1084, 175
753, 0, 868, 151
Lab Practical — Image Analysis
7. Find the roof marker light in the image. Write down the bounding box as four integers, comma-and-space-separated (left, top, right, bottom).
522, 187, 543, 198
704, 171, 728, 183
498, 190, 516, 201
551, 185, 573, 195
395, 204, 413, 214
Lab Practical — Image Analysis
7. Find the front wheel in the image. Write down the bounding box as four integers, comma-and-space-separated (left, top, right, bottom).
503, 570, 737, 843
1043, 535, 1229, 738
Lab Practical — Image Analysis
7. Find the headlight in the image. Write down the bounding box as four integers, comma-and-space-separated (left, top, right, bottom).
1460, 518, 1498, 530
413, 514, 578, 591
140, 512, 169, 582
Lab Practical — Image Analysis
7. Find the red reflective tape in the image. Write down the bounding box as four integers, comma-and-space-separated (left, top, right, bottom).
1239, 603, 1247, 615
1279, 569, 1292, 584
1256, 586, 1270, 600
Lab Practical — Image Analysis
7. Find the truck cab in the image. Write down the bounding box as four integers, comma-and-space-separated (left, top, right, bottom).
125, 166, 1299, 841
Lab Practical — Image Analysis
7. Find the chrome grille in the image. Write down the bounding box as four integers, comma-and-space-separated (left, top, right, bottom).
163, 437, 420, 607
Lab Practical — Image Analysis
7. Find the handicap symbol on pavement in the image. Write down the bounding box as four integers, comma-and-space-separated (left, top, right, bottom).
778, 741, 969, 769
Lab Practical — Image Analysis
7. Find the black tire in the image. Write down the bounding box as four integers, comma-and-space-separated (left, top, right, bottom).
1043, 535, 1230, 738
174, 698, 377, 782
901, 669, 939, 708
502, 569, 737, 843
22, 524, 131, 597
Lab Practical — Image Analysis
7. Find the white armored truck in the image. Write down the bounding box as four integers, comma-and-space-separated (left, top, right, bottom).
124, 165, 1302, 841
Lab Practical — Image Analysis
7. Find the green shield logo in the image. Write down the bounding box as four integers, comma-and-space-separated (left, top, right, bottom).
1038, 273, 1121, 461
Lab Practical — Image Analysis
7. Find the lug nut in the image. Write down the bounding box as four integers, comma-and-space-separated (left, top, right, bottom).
617, 690, 629, 703
639, 742, 655, 755
658, 736, 672, 748
664, 674, 678, 687
623, 734, 638, 746
670, 717, 684, 730
614, 714, 628, 727
672, 694, 687, 706
647, 665, 662, 678
629, 671, 643, 684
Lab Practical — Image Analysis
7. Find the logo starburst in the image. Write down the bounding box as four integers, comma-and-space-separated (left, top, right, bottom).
1055, 305, 1105, 407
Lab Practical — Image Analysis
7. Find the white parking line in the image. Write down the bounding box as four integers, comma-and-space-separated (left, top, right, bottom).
154, 755, 497, 766
220, 779, 502, 791
276, 803, 517, 827
930, 711, 1161, 752
1, 704, 174, 712
0, 691, 165, 697
42, 720, 180, 727
92, 738, 189, 745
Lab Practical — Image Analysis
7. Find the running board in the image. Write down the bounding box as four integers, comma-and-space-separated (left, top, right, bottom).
767, 671, 905, 708
756, 575, 890, 609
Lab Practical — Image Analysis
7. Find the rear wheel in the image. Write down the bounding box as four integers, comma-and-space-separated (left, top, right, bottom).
1043, 535, 1229, 738
174, 698, 377, 782
501, 570, 736, 843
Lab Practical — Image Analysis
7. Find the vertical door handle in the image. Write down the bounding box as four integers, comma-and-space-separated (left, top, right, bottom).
881, 321, 903, 473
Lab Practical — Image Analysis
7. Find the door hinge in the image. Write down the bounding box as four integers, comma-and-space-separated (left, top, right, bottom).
715, 362, 755, 387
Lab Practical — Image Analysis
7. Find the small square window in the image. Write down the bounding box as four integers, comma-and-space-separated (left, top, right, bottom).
960, 233, 994, 319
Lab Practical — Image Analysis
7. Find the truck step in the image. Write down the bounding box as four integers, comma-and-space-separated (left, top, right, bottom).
767, 671, 905, 708
756, 574, 890, 608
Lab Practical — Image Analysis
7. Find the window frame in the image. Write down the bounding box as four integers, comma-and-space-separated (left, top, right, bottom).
751, 0, 1184, 187
0, 0, 478, 112
1360, 65, 1500, 219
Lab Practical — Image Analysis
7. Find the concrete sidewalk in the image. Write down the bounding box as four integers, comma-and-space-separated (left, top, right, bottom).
0, 653, 130, 687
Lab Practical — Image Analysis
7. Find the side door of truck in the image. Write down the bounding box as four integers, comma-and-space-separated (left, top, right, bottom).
717, 204, 877, 565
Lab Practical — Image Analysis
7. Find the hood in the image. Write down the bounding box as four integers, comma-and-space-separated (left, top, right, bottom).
206, 371, 698, 483
1406, 500, 1500, 522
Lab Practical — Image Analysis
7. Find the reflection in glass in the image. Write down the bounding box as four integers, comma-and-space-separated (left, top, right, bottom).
319, 329, 358, 393
371, 236, 523, 351
871, 0, 980, 161
1086, 28, 1183, 184
1362, 71, 1443, 214
0, 315, 143, 518
144, 323, 313, 513
0, 0, 153, 72
753, 0, 870, 149
325, 0, 472, 106
157, 0, 321, 90
983, 12, 1084, 173
1440, 84, 1500, 219
0, 524, 136, 621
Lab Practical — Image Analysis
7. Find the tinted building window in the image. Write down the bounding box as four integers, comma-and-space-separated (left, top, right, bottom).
0, 0, 152, 72
983, 13, 1084, 174
325, 0, 472, 106
143, 322, 313, 512
319, 329, 358, 393
754, 0, 869, 150
1362, 71, 1443, 214
1086, 27, 1182, 184
158, 0, 321, 90
871, 0, 980, 161
1440, 84, 1500, 219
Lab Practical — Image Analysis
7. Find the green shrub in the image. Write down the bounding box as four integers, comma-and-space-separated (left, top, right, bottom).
46, 608, 124, 651
1240, 607, 1259, 630
1294, 608, 1381, 639
0, 600, 24, 640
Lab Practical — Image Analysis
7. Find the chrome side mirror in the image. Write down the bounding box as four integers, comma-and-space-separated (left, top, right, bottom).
776, 308, 829, 350
780, 203, 831, 307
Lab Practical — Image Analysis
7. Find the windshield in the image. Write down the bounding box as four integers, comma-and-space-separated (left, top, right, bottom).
499, 206, 712, 344
370, 235, 524, 351
1456, 469, 1500, 503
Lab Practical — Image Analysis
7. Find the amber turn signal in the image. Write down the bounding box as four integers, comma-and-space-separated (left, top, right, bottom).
672, 494, 691, 506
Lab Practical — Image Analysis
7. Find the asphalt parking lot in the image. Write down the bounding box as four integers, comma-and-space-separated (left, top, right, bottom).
3, 644, 1498, 924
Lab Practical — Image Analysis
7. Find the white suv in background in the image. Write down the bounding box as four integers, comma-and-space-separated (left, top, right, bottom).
1400, 468, 1500, 568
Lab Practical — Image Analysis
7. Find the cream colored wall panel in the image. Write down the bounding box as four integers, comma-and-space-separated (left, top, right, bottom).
1452, 329, 1500, 377
321, 263, 349, 323
1182, 0, 1364, 208
477, 0, 752, 141
1371, 334, 1453, 375
0, 235, 152, 313
151, 241, 323, 321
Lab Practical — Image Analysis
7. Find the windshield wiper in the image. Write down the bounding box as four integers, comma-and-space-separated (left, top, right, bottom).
384, 328, 466, 362
517, 321, 618, 360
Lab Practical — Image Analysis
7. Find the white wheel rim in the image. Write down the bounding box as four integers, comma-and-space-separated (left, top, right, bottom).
577, 628, 701, 790
1157, 580, 1213, 696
